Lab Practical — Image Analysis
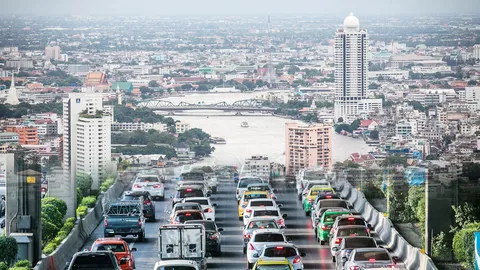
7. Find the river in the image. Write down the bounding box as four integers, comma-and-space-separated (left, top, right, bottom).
159, 92, 373, 167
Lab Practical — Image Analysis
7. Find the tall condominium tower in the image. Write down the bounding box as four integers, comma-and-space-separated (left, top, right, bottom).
285, 123, 332, 176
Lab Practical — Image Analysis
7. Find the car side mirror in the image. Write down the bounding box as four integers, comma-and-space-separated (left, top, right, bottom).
341, 256, 347, 263
253, 253, 259, 258
367, 224, 373, 230
286, 237, 292, 242
205, 252, 212, 258
218, 228, 224, 232
332, 247, 338, 252
212, 203, 217, 207
206, 193, 211, 197
300, 252, 306, 257
392, 256, 399, 263
282, 214, 288, 218
277, 204, 283, 208
131, 247, 137, 251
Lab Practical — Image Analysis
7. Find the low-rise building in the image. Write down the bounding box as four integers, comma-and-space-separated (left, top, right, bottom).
175, 121, 191, 134
111, 122, 167, 132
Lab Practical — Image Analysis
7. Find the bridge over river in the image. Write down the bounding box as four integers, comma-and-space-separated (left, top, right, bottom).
136, 98, 277, 112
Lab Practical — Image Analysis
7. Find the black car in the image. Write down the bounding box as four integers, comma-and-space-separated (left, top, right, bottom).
67, 251, 123, 270
185, 220, 223, 255
121, 191, 156, 221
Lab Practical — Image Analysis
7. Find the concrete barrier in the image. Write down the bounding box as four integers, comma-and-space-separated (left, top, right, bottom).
34, 176, 131, 270
335, 177, 438, 270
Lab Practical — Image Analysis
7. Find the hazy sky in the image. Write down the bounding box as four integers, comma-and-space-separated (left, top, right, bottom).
2, 0, 479, 16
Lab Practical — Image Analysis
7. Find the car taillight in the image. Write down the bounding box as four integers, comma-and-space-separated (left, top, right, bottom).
144, 200, 152, 206
321, 225, 328, 230
276, 219, 284, 226
387, 265, 397, 268
326, 195, 332, 198
292, 256, 301, 264
209, 233, 219, 240
244, 233, 251, 239
348, 217, 355, 220
335, 238, 342, 244
206, 208, 213, 213
308, 199, 314, 202
349, 266, 360, 270
138, 218, 142, 227
186, 213, 191, 216
270, 194, 275, 199
187, 189, 192, 192
104, 219, 108, 227
246, 209, 252, 213
366, 228, 370, 233
41, 188, 46, 192
133, 184, 141, 188
248, 243, 255, 250
153, 184, 162, 188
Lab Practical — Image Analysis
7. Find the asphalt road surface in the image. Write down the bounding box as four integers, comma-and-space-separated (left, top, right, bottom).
80, 178, 338, 270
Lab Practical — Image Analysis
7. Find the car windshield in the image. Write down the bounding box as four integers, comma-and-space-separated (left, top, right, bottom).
178, 190, 204, 198
185, 221, 216, 230
253, 210, 279, 217
244, 193, 268, 201
239, 179, 263, 188
121, 195, 141, 201
254, 233, 285, 242
248, 220, 278, 229
158, 267, 196, 270
263, 247, 297, 257
323, 212, 349, 222
337, 227, 368, 237
320, 201, 347, 208
344, 238, 377, 249
250, 200, 274, 207
71, 255, 115, 269
92, 244, 125, 252
255, 266, 291, 270
338, 218, 365, 226
248, 185, 269, 191
181, 172, 204, 181
354, 251, 390, 261
175, 204, 201, 211
107, 205, 140, 215
176, 212, 203, 223
186, 199, 209, 205
136, 176, 159, 182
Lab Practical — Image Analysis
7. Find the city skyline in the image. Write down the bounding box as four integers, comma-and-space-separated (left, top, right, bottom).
1, 0, 479, 16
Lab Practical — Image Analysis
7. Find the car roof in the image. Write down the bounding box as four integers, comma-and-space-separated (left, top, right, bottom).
256, 257, 291, 265
174, 202, 201, 207
336, 225, 368, 229
262, 243, 297, 249
310, 186, 333, 190
248, 198, 276, 203
251, 206, 279, 211
183, 197, 209, 201
248, 183, 269, 187
154, 260, 198, 267
336, 215, 364, 220
184, 220, 216, 226
177, 186, 203, 190
93, 238, 127, 244
247, 217, 279, 222
353, 247, 388, 253
324, 208, 350, 214
74, 250, 114, 256
244, 190, 268, 195
174, 209, 203, 214
252, 229, 283, 235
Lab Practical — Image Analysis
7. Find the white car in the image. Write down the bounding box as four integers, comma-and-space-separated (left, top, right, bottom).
236, 177, 264, 202
257, 243, 306, 270
153, 259, 200, 270
168, 202, 203, 223
132, 174, 165, 200
246, 229, 288, 269
244, 199, 282, 219
328, 225, 370, 256
182, 197, 217, 221
243, 206, 287, 227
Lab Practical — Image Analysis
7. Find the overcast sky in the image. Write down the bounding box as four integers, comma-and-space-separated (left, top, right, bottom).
1, 0, 479, 16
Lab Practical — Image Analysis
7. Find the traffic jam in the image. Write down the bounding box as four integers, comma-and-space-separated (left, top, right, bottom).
66, 168, 405, 270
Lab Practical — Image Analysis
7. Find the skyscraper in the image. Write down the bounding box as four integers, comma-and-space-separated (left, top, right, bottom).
285, 123, 332, 176
62, 93, 112, 216
334, 13, 368, 123
45, 45, 61, 61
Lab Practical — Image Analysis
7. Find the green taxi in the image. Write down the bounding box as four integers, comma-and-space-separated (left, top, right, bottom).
315, 209, 351, 245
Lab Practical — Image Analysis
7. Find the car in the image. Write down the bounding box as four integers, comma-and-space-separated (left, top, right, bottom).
311, 197, 349, 229
243, 199, 283, 220
171, 209, 205, 224
131, 174, 165, 201
302, 186, 335, 216
236, 177, 264, 202
171, 186, 208, 207
204, 172, 218, 193
185, 220, 223, 255
243, 206, 287, 227
238, 190, 269, 220
67, 251, 122, 270
252, 257, 294, 270
316, 209, 351, 245
247, 183, 277, 199
168, 202, 203, 222
256, 243, 306, 270
332, 236, 378, 266
103, 202, 146, 241
246, 229, 289, 269
153, 260, 200, 270
121, 191, 156, 221
297, 179, 331, 200
341, 247, 400, 270
90, 238, 136, 270
329, 225, 371, 254
41, 180, 48, 198
176, 181, 211, 196
330, 215, 372, 238
182, 197, 217, 221
242, 217, 284, 254
312, 207, 349, 231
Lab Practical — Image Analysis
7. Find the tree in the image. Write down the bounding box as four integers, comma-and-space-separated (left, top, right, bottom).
337, 117, 344, 123
287, 65, 300, 75
181, 84, 193, 90
432, 231, 451, 261
369, 130, 379, 140
0, 235, 18, 266
42, 197, 67, 217
197, 84, 209, 91
148, 80, 160, 87
452, 222, 480, 269
350, 119, 361, 130
467, 80, 477, 86
368, 83, 380, 89
76, 172, 93, 196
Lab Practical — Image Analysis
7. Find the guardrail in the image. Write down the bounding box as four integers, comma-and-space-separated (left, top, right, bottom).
335, 177, 438, 270
34, 173, 133, 270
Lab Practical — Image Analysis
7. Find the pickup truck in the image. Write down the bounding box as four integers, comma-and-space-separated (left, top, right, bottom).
103, 201, 146, 241
158, 224, 208, 270
67, 251, 123, 270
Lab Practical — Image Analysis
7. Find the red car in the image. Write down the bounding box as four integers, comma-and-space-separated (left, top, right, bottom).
90, 238, 136, 270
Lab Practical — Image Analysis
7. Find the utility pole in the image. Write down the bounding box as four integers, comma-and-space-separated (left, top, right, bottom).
424, 168, 431, 256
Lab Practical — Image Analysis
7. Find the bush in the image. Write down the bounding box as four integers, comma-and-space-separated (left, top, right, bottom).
42, 242, 57, 255
41, 197, 67, 217
0, 235, 18, 266
41, 204, 63, 228
432, 231, 451, 261
100, 177, 115, 192
14, 260, 30, 268
76, 173, 93, 197
76, 205, 88, 218
76, 187, 83, 206
9, 267, 29, 270
41, 217, 59, 245
80, 196, 97, 208
452, 222, 480, 269
0, 262, 7, 270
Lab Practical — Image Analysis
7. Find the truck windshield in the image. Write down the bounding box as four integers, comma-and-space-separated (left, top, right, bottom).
107, 205, 140, 215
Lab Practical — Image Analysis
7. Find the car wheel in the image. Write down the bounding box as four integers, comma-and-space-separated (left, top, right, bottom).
320, 240, 325, 245
150, 215, 156, 222
314, 229, 317, 238
332, 256, 336, 262
247, 262, 253, 269
305, 211, 310, 216
243, 247, 247, 254
138, 231, 145, 242
298, 194, 301, 200
239, 216, 243, 221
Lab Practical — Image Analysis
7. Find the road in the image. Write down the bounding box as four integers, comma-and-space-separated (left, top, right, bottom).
80, 178, 338, 269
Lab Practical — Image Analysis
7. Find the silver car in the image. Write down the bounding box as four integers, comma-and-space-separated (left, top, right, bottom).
332, 236, 377, 265
246, 229, 288, 269
341, 248, 400, 270
242, 217, 284, 254
257, 243, 306, 270
132, 174, 165, 200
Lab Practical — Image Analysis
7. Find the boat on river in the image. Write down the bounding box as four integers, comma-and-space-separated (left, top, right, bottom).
241, 122, 249, 127
210, 137, 226, 144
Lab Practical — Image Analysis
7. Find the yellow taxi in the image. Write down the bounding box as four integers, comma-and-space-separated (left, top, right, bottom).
252, 257, 294, 270
238, 190, 269, 220
302, 186, 335, 215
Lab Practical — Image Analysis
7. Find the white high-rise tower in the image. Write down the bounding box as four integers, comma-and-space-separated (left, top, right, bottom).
334, 13, 368, 123
5, 72, 20, 105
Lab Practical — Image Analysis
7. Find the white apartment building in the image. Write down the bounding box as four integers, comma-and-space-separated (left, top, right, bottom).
465, 87, 480, 102
334, 13, 370, 123
175, 122, 191, 134
396, 121, 418, 138
45, 45, 61, 61
411, 65, 451, 74
474, 44, 480, 60
241, 155, 271, 181
112, 122, 167, 132
358, 99, 383, 114
62, 93, 111, 217
368, 70, 409, 80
